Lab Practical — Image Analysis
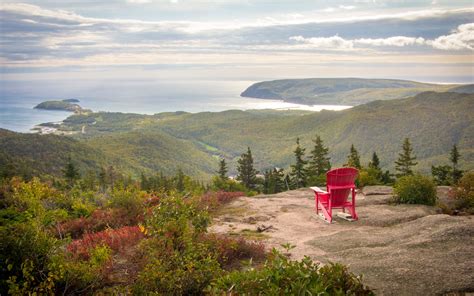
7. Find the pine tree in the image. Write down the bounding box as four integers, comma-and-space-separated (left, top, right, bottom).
63, 157, 80, 185
395, 138, 417, 177
450, 144, 463, 183
368, 152, 380, 170
308, 135, 331, 178
176, 168, 185, 192
345, 144, 361, 169
236, 147, 258, 190
289, 138, 308, 189
263, 168, 286, 194
217, 158, 228, 180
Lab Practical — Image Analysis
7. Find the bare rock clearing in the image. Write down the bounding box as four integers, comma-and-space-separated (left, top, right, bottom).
209, 187, 474, 295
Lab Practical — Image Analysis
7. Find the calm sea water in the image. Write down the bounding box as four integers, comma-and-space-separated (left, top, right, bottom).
0, 80, 351, 133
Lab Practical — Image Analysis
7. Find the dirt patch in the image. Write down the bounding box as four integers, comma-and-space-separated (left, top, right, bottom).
209, 188, 474, 295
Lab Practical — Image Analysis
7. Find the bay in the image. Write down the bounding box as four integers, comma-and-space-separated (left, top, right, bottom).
0, 79, 351, 133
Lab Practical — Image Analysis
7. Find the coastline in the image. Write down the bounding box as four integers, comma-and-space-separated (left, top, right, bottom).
2, 99, 352, 134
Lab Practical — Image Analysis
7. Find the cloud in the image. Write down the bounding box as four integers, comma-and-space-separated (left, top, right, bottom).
339, 5, 356, 10
0, 2, 473, 69
127, 0, 153, 3
355, 36, 426, 47
429, 23, 474, 50
290, 26, 474, 51
289, 35, 354, 50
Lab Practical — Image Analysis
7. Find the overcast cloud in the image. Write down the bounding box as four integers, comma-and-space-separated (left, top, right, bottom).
0, 1, 473, 83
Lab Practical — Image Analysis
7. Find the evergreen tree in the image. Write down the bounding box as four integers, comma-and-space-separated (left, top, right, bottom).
217, 158, 228, 180
284, 175, 291, 191
176, 168, 185, 193
345, 144, 361, 169
368, 152, 381, 170
81, 170, 98, 190
450, 144, 463, 183
308, 135, 331, 178
367, 151, 383, 182
236, 147, 258, 190
63, 157, 80, 185
395, 138, 417, 177
381, 170, 394, 185
431, 165, 452, 185
289, 138, 308, 189
263, 168, 286, 194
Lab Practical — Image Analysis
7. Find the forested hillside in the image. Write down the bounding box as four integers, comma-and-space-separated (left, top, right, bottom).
241, 78, 458, 105
0, 129, 140, 179
5, 91, 465, 179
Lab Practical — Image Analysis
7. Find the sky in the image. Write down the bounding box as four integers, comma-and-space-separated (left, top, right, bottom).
0, 0, 473, 87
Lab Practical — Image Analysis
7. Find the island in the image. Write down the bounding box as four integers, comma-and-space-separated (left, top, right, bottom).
34, 99, 90, 114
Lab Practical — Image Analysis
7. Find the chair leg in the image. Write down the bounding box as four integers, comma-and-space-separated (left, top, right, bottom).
315, 193, 319, 215
318, 200, 332, 223
351, 189, 358, 220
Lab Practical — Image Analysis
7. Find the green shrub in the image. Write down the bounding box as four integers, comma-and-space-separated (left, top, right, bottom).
211, 176, 249, 193
357, 168, 382, 188
453, 172, 474, 213
393, 174, 437, 205
208, 246, 373, 295
134, 238, 221, 295
57, 245, 112, 294
134, 195, 220, 294
0, 221, 62, 295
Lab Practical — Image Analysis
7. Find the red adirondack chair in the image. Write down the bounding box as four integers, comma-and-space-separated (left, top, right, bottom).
310, 167, 359, 223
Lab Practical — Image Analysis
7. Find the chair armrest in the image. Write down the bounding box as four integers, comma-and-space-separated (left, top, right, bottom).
310, 186, 328, 194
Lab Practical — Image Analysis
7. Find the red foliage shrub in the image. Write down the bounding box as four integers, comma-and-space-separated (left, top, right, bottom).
200, 233, 266, 269
58, 208, 144, 239
67, 226, 144, 259
144, 195, 160, 207
200, 191, 245, 210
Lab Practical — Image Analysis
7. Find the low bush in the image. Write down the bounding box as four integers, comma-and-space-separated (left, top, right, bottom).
200, 233, 266, 269
452, 172, 474, 213
58, 245, 112, 294
58, 207, 143, 239
357, 168, 382, 188
134, 238, 222, 295
0, 221, 62, 295
208, 246, 373, 295
393, 174, 437, 205
67, 226, 144, 259
200, 190, 245, 211
134, 195, 221, 294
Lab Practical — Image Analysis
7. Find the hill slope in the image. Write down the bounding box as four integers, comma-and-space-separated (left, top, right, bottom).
54, 91, 473, 176
0, 129, 118, 178
241, 78, 458, 105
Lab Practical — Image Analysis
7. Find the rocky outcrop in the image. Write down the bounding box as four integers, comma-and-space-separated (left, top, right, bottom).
210, 188, 474, 295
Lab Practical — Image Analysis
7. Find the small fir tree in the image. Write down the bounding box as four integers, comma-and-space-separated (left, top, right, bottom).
431, 165, 452, 185
289, 138, 308, 189
263, 168, 286, 194
450, 145, 463, 184
368, 152, 381, 170
176, 168, 185, 192
308, 135, 331, 178
395, 138, 418, 177
63, 157, 80, 185
345, 144, 361, 169
217, 158, 228, 180
236, 147, 259, 190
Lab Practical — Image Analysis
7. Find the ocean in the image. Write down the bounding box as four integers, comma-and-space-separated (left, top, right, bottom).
0, 80, 351, 133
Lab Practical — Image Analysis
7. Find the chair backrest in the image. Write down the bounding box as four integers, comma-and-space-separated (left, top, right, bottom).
326, 167, 358, 206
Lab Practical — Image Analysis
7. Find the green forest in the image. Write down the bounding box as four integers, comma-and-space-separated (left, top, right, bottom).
2, 91, 473, 181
